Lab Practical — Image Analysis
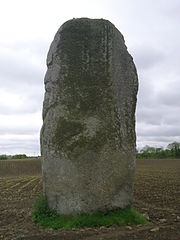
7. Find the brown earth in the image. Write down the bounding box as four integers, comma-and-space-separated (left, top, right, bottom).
0, 159, 180, 240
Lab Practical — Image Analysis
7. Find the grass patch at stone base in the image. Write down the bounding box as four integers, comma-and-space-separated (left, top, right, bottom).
32, 195, 149, 230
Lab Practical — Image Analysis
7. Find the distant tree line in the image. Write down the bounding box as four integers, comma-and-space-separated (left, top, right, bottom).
0, 154, 27, 160
1, 142, 180, 160
137, 142, 180, 159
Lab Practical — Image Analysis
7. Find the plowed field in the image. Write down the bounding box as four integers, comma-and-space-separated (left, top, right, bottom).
0, 159, 180, 240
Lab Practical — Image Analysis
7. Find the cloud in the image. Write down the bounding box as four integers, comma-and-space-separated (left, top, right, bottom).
157, 79, 180, 107
0, 87, 44, 115
0, 112, 42, 155
137, 122, 180, 137
0, 46, 45, 87
0, 41, 45, 117
0, 135, 40, 155
137, 136, 180, 150
0, 112, 42, 134
0, 0, 180, 154
133, 46, 165, 71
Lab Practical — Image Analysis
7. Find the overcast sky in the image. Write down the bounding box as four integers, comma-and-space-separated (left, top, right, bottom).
0, 0, 180, 155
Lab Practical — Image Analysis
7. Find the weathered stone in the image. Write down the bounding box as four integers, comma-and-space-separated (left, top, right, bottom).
40, 18, 138, 214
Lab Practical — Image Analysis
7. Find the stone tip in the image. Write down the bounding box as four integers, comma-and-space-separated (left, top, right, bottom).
60, 17, 116, 30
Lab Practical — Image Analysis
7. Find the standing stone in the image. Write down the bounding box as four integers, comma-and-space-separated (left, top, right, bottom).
40, 18, 138, 214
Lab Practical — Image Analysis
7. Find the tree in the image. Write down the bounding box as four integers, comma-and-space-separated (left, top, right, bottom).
0, 154, 8, 160
167, 142, 180, 158
167, 141, 180, 150
11, 154, 27, 159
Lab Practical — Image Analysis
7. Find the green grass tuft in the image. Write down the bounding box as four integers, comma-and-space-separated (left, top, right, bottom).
32, 195, 149, 230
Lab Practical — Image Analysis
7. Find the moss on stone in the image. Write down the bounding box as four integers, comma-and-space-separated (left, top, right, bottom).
53, 112, 120, 156
58, 19, 114, 116
53, 117, 85, 151
52, 19, 121, 155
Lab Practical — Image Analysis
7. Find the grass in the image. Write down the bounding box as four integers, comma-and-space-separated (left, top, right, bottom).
32, 195, 149, 230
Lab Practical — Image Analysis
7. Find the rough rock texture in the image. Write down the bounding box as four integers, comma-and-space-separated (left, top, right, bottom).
40, 18, 138, 214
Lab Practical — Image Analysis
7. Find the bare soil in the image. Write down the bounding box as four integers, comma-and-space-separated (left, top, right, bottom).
0, 159, 180, 240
